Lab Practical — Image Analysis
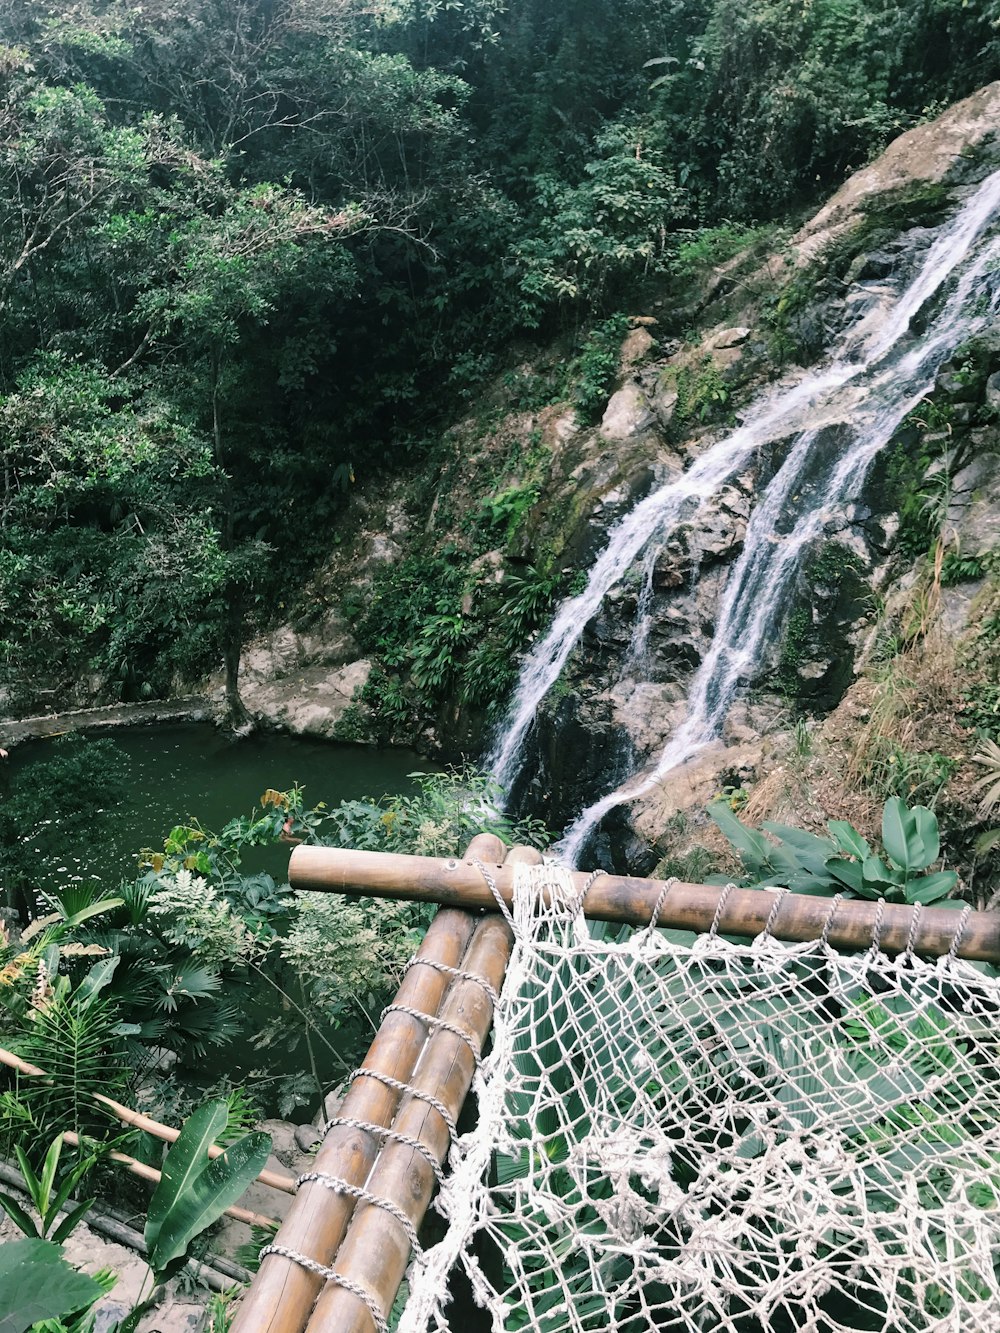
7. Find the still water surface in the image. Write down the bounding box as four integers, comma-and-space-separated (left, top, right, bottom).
9, 722, 427, 889
8, 725, 431, 1113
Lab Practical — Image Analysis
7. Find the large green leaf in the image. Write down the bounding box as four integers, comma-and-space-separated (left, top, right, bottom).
825, 857, 863, 893
881, 797, 912, 869
74, 957, 120, 1009
905, 871, 959, 905
145, 1100, 227, 1253
0, 1238, 106, 1333
762, 824, 836, 877
145, 1099, 270, 1277
827, 820, 871, 861
911, 805, 940, 866
707, 803, 773, 874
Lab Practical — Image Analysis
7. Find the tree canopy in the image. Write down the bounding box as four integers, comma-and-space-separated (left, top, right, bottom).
1, 0, 997, 709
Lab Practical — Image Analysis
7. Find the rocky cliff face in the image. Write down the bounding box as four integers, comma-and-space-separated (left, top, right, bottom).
236, 83, 1000, 891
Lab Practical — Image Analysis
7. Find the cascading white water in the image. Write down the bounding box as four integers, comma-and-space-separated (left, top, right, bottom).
487, 360, 863, 793
486, 165, 1000, 863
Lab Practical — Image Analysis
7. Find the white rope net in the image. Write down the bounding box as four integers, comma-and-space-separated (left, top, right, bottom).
399, 865, 1000, 1333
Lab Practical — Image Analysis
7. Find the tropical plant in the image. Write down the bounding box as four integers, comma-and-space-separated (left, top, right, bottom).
142, 1099, 271, 1283
971, 738, 1000, 815
0, 1134, 98, 1244
708, 796, 960, 905
12, 956, 132, 1141
0, 1239, 111, 1333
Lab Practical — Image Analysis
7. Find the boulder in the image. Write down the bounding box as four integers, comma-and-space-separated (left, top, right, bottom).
949, 453, 1000, 552
704, 326, 751, 351
600, 384, 656, 441
620, 326, 656, 371
934, 370, 979, 402
793, 80, 1000, 260
629, 739, 764, 847
652, 384, 679, 428
240, 658, 372, 739
295, 1122, 323, 1153
844, 249, 896, 283
986, 369, 1000, 413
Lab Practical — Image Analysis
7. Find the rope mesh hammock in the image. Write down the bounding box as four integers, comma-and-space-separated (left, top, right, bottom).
393, 863, 1000, 1333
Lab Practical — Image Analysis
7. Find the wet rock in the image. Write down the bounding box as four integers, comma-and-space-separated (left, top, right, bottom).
629, 739, 764, 849
600, 384, 655, 440
608, 681, 687, 756
935, 370, 979, 401
949, 453, 1000, 551
845, 250, 896, 283
985, 369, 1000, 413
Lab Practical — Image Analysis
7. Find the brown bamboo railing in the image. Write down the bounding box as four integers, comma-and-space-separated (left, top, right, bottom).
287, 845, 1000, 963
304, 843, 534, 1332
0, 1045, 296, 1195
230, 832, 510, 1333
60, 1130, 279, 1230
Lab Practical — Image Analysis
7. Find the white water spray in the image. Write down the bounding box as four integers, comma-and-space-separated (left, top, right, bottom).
486, 167, 1000, 863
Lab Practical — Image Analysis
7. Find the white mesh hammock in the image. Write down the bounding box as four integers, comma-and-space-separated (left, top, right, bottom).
397, 864, 1000, 1333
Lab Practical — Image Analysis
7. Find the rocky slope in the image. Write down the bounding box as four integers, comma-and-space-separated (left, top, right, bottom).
218, 83, 1000, 891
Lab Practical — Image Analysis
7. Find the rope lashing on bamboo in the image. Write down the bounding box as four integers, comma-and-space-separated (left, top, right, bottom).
947, 902, 974, 960
257, 1244, 390, 1333
287, 844, 1000, 960
403, 956, 501, 1009
255, 859, 571, 1331
819, 891, 844, 948
379, 1004, 483, 1069
296, 1173, 426, 1258
642, 875, 678, 936
472, 856, 607, 931
321, 1117, 446, 1184
347, 1067, 460, 1142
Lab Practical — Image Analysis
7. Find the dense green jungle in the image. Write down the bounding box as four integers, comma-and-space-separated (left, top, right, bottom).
5, 1, 1000, 1329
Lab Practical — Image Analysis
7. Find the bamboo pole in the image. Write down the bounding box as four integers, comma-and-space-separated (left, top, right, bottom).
305, 843, 536, 1333
60, 1131, 279, 1230
0, 1046, 296, 1195
230, 832, 508, 1333
288, 845, 1000, 963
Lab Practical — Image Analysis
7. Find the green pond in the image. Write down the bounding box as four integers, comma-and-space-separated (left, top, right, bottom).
6, 724, 431, 1116
8, 723, 427, 889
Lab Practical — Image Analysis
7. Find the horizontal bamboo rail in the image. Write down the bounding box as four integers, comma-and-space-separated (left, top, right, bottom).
0, 1159, 249, 1293
231, 832, 508, 1333
288, 845, 1000, 962
0, 1046, 296, 1195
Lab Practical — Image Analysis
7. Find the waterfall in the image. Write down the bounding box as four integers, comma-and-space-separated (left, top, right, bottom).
485, 166, 1000, 864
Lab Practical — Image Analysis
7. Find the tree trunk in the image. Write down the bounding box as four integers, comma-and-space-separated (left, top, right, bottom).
211, 353, 253, 735
222, 586, 252, 733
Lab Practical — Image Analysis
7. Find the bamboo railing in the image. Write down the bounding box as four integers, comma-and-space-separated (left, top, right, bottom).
231, 832, 515, 1333
0, 1045, 294, 1229
288, 844, 1000, 962
230, 839, 1000, 1332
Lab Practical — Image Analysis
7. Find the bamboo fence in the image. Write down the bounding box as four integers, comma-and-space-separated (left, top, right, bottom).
230, 831, 513, 1333
228, 841, 1000, 1328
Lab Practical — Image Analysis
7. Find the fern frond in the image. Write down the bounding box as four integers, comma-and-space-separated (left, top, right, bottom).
19, 994, 128, 1139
